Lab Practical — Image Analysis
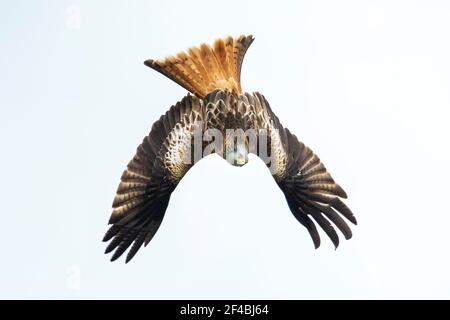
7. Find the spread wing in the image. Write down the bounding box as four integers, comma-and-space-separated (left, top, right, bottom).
103, 94, 206, 263
250, 92, 357, 248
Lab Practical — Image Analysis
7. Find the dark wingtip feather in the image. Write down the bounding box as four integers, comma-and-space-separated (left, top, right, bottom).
305, 216, 321, 249
110, 247, 125, 262
125, 234, 146, 263
287, 201, 321, 249
313, 238, 320, 249
110, 231, 138, 262
104, 235, 122, 254
317, 203, 353, 240
332, 198, 357, 225
102, 225, 122, 242
108, 215, 119, 225
102, 233, 110, 243
336, 184, 348, 199
308, 209, 340, 249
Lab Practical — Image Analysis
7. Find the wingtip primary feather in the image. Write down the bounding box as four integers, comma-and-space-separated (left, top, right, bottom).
313, 240, 320, 249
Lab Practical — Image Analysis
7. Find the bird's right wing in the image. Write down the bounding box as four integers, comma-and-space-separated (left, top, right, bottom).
248, 92, 357, 249
103, 94, 206, 263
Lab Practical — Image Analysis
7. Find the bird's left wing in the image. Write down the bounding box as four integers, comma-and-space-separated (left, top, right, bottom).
247, 92, 357, 249
103, 94, 206, 263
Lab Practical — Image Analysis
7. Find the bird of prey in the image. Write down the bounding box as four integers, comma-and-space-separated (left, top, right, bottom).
103, 35, 356, 263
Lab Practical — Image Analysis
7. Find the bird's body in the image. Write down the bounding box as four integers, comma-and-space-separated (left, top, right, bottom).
103, 35, 356, 263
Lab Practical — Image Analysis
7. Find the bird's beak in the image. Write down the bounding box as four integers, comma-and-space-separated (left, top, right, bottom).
235, 156, 246, 166
234, 144, 248, 166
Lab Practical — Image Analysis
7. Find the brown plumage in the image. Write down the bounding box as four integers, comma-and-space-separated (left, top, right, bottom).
144, 35, 253, 98
104, 35, 356, 263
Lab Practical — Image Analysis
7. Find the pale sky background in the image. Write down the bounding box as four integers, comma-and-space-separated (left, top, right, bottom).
1, 0, 450, 299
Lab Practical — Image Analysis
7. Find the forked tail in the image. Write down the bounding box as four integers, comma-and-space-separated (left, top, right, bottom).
144, 35, 254, 98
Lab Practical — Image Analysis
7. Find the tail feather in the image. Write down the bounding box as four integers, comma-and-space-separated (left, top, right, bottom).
145, 35, 254, 98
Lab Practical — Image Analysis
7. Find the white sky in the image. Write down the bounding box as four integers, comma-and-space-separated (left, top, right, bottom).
1, 0, 450, 299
